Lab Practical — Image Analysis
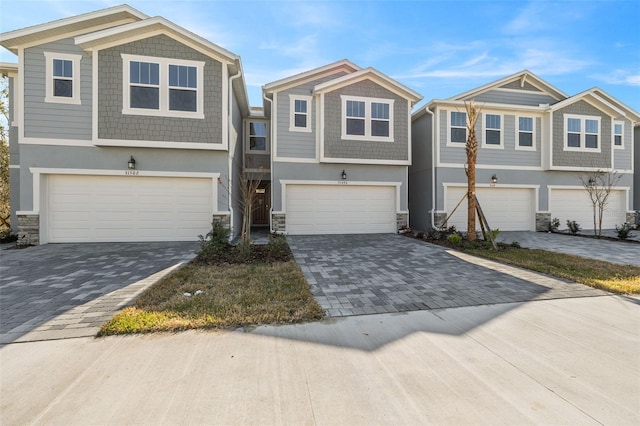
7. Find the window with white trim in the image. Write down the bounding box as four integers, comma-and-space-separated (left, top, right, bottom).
564, 115, 600, 151
483, 113, 502, 147
122, 54, 204, 119
248, 121, 268, 152
614, 121, 623, 148
517, 116, 535, 150
44, 52, 81, 104
341, 96, 394, 142
449, 111, 466, 144
289, 95, 311, 132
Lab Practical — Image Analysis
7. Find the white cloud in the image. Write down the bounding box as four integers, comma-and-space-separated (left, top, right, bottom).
592, 70, 640, 86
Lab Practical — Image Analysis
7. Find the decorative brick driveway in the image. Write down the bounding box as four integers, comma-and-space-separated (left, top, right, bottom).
288, 234, 608, 317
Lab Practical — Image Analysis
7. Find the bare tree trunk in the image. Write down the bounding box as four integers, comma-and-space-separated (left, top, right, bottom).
465, 101, 479, 242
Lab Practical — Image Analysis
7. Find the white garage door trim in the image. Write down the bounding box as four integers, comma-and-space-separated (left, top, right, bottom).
28, 168, 223, 244
280, 180, 402, 235
444, 184, 538, 231
548, 185, 628, 231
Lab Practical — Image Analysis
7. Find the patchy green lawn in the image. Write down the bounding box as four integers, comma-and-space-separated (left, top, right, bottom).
466, 246, 640, 295
99, 261, 324, 335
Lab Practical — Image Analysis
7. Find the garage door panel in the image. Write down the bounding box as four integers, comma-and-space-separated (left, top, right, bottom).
446, 187, 535, 231
286, 185, 396, 235
549, 189, 625, 230
48, 175, 214, 242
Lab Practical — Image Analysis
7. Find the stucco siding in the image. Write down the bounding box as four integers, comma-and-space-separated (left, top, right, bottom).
635, 126, 640, 211
24, 38, 92, 140
230, 94, 243, 237
275, 71, 348, 159
323, 80, 409, 161
98, 34, 223, 144
552, 100, 611, 169
409, 112, 433, 231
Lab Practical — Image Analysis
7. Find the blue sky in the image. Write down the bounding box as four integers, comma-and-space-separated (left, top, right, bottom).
1, 0, 639, 112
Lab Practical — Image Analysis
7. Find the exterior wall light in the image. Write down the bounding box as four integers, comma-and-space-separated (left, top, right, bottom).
128, 156, 136, 170
491, 174, 498, 184
588, 177, 595, 187
341, 170, 347, 180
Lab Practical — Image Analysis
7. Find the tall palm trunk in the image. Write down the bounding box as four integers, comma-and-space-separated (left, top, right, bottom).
465, 101, 479, 242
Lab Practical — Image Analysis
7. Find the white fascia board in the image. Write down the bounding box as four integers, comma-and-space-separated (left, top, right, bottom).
0, 62, 18, 77
447, 70, 567, 101
263, 59, 361, 93
429, 99, 547, 113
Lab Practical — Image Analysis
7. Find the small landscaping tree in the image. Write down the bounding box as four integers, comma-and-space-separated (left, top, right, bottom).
0, 78, 10, 237
579, 169, 622, 237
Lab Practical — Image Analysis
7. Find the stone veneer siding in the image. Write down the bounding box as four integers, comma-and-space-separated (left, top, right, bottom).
536, 212, 551, 232
323, 80, 408, 161
272, 213, 286, 233
17, 214, 39, 246
211, 213, 230, 230
396, 213, 408, 231
627, 212, 637, 225
98, 34, 223, 144
434, 212, 448, 229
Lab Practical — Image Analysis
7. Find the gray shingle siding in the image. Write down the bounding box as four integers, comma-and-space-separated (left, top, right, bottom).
552, 100, 611, 168
498, 80, 542, 91
613, 118, 633, 170
24, 38, 92, 140
323, 80, 408, 161
275, 71, 348, 159
98, 34, 222, 144
471, 90, 558, 106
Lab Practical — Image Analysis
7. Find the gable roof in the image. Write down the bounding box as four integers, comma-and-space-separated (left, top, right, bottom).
0, 62, 18, 77
313, 67, 422, 104
263, 59, 360, 93
0, 5, 147, 53
448, 70, 568, 102
549, 87, 640, 121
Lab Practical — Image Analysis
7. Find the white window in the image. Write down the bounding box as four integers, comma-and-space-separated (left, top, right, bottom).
614, 121, 624, 148
122, 54, 204, 119
516, 116, 535, 150
341, 96, 394, 142
449, 111, 467, 144
44, 52, 81, 104
564, 114, 600, 152
482, 113, 503, 148
248, 121, 268, 153
289, 95, 312, 132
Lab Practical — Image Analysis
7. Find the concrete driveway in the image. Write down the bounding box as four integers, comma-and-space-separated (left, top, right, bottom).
498, 231, 640, 266
0, 242, 198, 344
288, 234, 607, 317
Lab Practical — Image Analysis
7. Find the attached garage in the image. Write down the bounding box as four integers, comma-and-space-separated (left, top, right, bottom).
46, 174, 215, 243
445, 186, 536, 231
549, 188, 626, 230
285, 184, 397, 235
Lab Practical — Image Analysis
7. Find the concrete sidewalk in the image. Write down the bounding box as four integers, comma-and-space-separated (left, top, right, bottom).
1, 295, 638, 425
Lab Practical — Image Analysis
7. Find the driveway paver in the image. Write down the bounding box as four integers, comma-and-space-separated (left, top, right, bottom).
0, 242, 198, 344
498, 231, 640, 266
288, 234, 607, 317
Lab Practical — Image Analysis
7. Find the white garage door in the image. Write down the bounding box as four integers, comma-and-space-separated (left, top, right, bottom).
549, 189, 626, 230
47, 174, 214, 242
286, 185, 396, 235
445, 186, 536, 231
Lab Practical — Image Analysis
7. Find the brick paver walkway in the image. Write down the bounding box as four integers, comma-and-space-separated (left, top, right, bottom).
0, 242, 198, 344
288, 234, 608, 317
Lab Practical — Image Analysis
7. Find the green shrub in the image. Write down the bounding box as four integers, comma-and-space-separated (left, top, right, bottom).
615, 223, 634, 240
268, 233, 289, 259
548, 217, 560, 232
198, 220, 230, 256
483, 228, 500, 240
510, 241, 521, 248
566, 220, 581, 235
447, 233, 463, 245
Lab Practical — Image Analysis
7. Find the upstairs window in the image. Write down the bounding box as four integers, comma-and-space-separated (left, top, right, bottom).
517, 116, 535, 150
122, 54, 204, 119
248, 121, 268, 152
614, 122, 623, 148
289, 95, 311, 132
483, 113, 502, 147
341, 96, 394, 142
44, 52, 81, 104
449, 111, 467, 144
564, 115, 600, 152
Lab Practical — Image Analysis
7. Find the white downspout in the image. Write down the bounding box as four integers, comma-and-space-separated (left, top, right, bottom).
424, 106, 439, 231
228, 66, 243, 238
263, 92, 274, 233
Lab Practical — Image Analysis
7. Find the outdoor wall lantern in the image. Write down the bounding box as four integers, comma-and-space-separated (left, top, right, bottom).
491, 174, 498, 184
341, 170, 347, 180
588, 177, 596, 187
128, 156, 136, 170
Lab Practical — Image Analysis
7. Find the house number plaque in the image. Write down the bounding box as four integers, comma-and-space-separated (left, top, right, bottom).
124, 170, 140, 176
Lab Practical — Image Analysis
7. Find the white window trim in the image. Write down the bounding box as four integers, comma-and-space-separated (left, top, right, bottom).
121, 53, 205, 120
481, 112, 504, 149
515, 115, 536, 151
447, 110, 467, 147
246, 120, 270, 154
44, 52, 82, 105
289, 95, 312, 133
613, 120, 624, 149
341, 95, 394, 142
563, 114, 601, 153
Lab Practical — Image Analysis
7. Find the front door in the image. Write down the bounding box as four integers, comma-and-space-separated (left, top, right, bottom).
252, 185, 270, 226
